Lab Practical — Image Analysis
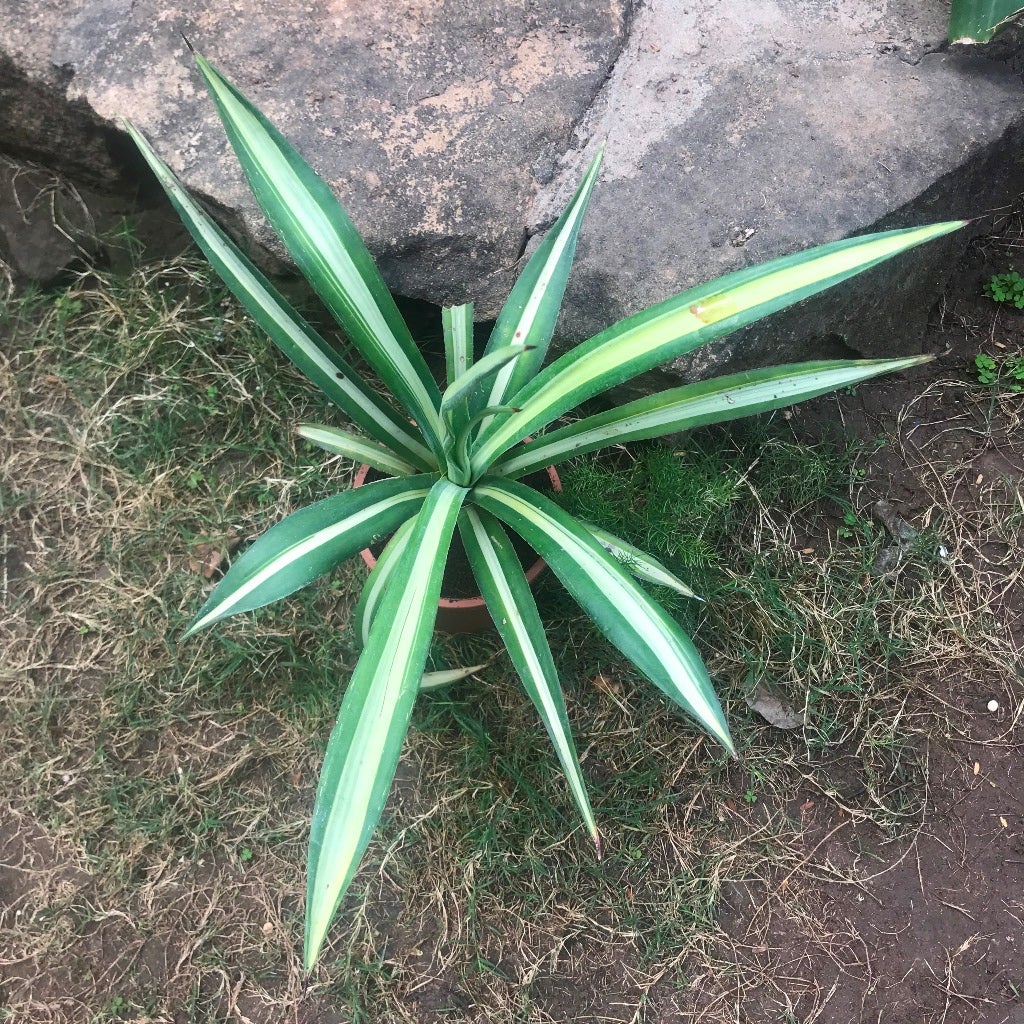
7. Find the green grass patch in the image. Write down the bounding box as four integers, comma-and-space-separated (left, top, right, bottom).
2, 260, 1014, 1022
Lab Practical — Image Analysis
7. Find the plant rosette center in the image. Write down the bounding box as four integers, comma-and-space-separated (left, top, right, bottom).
353, 462, 562, 633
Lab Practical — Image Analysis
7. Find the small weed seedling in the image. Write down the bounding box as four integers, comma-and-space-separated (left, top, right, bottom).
974, 350, 1024, 392
838, 509, 860, 539
984, 270, 1024, 309
975, 352, 998, 385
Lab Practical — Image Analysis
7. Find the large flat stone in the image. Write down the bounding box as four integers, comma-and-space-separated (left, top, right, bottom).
0, 1, 130, 189
1, 0, 1023, 389
39, 0, 631, 315
532, 0, 1024, 390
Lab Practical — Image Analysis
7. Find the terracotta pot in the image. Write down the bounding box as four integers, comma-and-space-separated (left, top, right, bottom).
352, 462, 562, 635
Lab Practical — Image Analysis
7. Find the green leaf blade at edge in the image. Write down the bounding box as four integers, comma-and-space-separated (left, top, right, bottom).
304, 478, 468, 973
473, 479, 734, 756
183, 474, 435, 637
459, 507, 600, 851
949, 0, 1024, 41
124, 120, 435, 474
296, 423, 418, 478
494, 356, 930, 479
472, 221, 966, 473
190, 53, 447, 461
577, 522, 701, 600
479, 148, 604, 413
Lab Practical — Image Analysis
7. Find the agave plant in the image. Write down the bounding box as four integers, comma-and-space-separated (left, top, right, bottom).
126, 50, 964, 971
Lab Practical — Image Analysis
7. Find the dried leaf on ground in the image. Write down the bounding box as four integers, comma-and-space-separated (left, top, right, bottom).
188, 532, 241, 579
869, 499, 922, 575
745, 683, 806, 730
872, 499, 919, 543
591, 672, 622, 694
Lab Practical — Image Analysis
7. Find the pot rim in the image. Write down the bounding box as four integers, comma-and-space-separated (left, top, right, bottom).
352, 460, 562, 611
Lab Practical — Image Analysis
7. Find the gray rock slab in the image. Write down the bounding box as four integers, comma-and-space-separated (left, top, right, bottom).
0, 1, 134, 189
533, 0, 1024, 391
42, 0, 631, 316
1, 0, 1023, 392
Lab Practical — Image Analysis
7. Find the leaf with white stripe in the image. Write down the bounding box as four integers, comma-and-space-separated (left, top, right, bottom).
472, 221, 965, 473
353, 517, 415, 648
352, 519, 484, 688
441, 345, 532, 418
420, 663, 489, 690
473, 480, 733, 755
305, 479, 467, 971
352, 520, 485, 687
480, 149, 603, 412
191, 52, 446, 459
126, 121, 435, 472
443, 303, 474, 389
460, 508, 599, 850
578, 522, 701, 600
495, 356, 930, 478
296, 423, 418, 477
184, 475, 433, 637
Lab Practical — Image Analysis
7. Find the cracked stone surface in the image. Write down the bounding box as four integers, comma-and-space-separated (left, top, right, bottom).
2, 0, 1024, 385
1, 0, 631, 313
535, 0, 1024, 387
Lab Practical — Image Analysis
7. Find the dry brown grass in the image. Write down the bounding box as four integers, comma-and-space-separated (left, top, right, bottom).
1, 259, 1021, 1023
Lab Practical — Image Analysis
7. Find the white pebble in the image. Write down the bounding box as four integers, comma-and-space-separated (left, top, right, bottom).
987, 699, 999, 712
